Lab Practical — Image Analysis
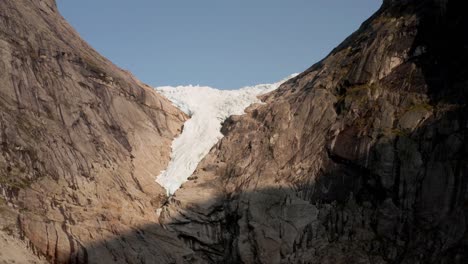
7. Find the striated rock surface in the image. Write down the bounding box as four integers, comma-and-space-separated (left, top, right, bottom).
2, 0, 467, 263
161, 0, 468, 263
0, 0, 197, 263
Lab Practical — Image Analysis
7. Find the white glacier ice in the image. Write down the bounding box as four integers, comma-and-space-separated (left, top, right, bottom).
155, 75, 296, 194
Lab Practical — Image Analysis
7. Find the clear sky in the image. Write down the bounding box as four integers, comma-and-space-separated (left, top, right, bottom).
57, 1, 381, 89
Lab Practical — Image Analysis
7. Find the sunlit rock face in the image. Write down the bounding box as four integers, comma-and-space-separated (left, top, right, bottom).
0, 0, 196, 263
160, 1, 468, 263
1, 0, 467, 263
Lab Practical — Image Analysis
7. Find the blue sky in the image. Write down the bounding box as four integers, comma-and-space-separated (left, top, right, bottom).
57, 1, 381, 89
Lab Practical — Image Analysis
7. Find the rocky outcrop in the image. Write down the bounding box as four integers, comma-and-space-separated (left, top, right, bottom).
0, 0, 195, 263
161, 0, 467, 263
2, 0, 466, 263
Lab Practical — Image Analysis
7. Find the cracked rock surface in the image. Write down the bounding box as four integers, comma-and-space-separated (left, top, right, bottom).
1, 0, 467, 264
0, 0, 198, 263
161, 1, 468, 263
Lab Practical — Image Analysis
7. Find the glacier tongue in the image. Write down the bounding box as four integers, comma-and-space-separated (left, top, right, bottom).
155, 75, 296, 195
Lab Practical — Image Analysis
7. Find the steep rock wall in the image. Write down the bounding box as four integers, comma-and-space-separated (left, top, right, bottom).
161, 1, 467, 263
0, 0, 194, 263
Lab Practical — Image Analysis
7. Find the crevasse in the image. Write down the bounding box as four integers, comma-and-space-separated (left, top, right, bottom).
155, 75, 296, 194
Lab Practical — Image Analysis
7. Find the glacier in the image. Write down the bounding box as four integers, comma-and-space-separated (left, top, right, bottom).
155, 75, 296, 195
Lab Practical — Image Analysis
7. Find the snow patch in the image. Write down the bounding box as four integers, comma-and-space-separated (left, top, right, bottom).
155, 75, 296, 194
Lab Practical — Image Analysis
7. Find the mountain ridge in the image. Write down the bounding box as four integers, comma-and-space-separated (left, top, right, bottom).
1, 0, 466, 263
160, 0, 468, 263
1, 0, 195, 263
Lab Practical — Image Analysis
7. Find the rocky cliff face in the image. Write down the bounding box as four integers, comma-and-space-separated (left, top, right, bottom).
0, 0, 196, 263
2, 0, 467, 263
161, 0, 468, 263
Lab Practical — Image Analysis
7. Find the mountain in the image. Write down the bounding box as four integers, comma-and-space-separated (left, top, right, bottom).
0, 0, 196, 263
160, 0, 468, 263
1, 0, 467, 263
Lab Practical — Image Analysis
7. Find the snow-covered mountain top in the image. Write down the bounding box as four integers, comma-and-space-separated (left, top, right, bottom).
155, 74, 297, 194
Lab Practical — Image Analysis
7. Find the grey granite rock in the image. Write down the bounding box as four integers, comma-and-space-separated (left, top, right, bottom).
161, 0, 468, 263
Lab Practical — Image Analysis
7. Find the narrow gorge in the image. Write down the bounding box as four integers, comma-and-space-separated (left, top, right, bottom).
1, 0, 467, 264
